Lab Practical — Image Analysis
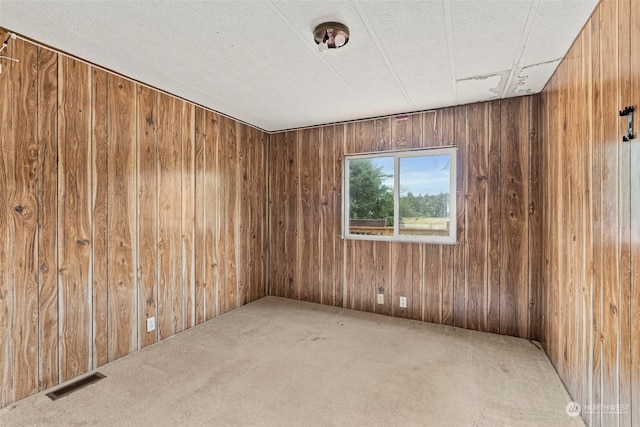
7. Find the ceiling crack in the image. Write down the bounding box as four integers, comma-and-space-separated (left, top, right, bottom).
501, 0, 541, 98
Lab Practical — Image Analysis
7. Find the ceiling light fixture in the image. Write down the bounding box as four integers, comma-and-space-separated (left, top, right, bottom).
313, 22, 349, 53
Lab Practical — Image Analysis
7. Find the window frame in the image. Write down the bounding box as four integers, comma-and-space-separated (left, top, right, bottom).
342, 146, 457, 245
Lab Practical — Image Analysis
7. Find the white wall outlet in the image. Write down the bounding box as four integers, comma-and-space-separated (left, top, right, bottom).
377, 293, 384, 304
399, 296, 407, 308
146, 317, 156, 333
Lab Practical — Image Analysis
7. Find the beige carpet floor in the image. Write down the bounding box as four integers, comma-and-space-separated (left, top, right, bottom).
0, 296, 584, 426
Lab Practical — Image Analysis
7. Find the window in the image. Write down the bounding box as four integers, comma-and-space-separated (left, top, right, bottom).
343, 147, 457, 244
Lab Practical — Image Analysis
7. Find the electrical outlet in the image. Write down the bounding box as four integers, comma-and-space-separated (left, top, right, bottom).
399, 296, 407, 308
146, 317, 156, 333
377, 293, 384, 304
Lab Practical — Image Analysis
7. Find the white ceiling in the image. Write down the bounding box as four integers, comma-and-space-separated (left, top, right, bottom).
1, 0, 598, 132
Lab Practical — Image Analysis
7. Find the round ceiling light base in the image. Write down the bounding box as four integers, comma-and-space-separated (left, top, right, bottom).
314, 22, 350, 52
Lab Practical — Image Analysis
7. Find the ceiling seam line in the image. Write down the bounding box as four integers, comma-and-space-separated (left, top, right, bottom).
442, 0, 457, 104
351, 0, 416, 111
501, 0, 541, 98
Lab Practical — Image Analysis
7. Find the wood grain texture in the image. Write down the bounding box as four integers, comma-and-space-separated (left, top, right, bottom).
334, 124, 345, 308
440, 108, 456, 327
157, 93, 183, 339
91, 68, 109, 368
453, 105, 467, 329
36, 47, 59, 390
486, 102, 502, 335
219, 117, 239, 314
182, 103, 196, 329
107, 75, 137, 361
0, 34, 39, 406
499, 98, 529, 338
631, 1, 640, 425
203, 111, 220, 320
284, 131, 298, 300
320, 126, 336, 306
194, 108, 206, 323
466, 102, 488, 332
528, 95, 542, 343
57, 55, 92, 382
540, 0, 640, 424
617, 2, 632, 426
0, 33, 270, 409
599, 2, 621, 425
0, 31, 11, 407
268, 132, 287, 298
136, 86, 158, 348
269, 99, 539, 339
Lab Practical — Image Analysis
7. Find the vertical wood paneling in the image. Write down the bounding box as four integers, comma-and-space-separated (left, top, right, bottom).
453, 105, 467, 329
589, 20, 603, 412
238, 123, 250, 305
36, 47, 59, 390
631, 1, 640, 425
618, 2, 633, 426
499, 98, 529, 338
600, 2, 621, 425
0, 35, 39, 405
540, 0, 640, 424
487, 102, 502, 335
91, 68, 108, 368
270, 99, 539, 341
320, 126, 336, 306
440, 108, 456, 327
423, 245, 443, 323
269, 132, 286, 298
136, 86, 158, 348
259, 130, 269, 299
106, 75, 137, 361
528, 95, 542, 343
218, 117, 238, 314
298, 128, 321, 303
578, 22, 595, 425
194, 108, 205, 323
0, 34, 270, 410
391, 243, 412, 318
334, 124, 345, 308
0, 31, 12, 407
157, 94, 182, 339
204, 111, 219, 320
375, 242, 392, 316
285, 131, 298, 300
182, 104, 196, 328
466, 102, 488, 332
58, 56, 92, 382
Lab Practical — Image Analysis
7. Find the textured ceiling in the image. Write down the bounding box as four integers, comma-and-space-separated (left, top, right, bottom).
0, 0, 598, 132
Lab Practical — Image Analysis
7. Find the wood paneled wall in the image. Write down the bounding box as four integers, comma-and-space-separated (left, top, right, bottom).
268, 96, 542, 340
540, 0, 639, 425
0, 33, 268, 408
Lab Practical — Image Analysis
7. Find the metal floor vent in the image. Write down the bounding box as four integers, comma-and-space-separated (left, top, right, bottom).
46, 372, 106, 401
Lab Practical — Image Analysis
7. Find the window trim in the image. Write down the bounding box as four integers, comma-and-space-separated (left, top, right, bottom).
342, 146, 457, 245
